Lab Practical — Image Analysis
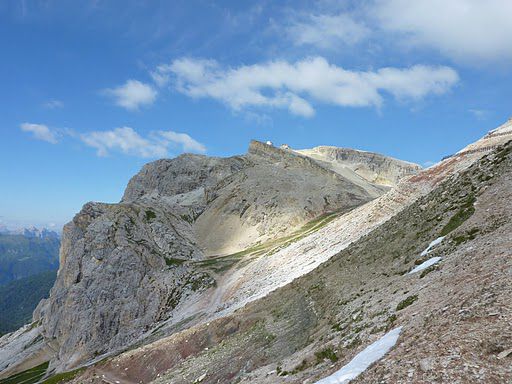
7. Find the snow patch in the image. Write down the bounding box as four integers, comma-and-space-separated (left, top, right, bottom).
409, 256, 442, 274
315, 327, 402, 384
420, 236, 444, 256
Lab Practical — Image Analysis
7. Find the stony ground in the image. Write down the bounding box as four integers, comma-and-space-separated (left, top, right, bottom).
64, 141, 512, 383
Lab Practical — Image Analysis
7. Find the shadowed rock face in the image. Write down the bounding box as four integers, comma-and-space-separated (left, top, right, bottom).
2, 141, 421, 373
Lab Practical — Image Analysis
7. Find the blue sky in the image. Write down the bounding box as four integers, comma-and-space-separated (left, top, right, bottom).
1, 0, 511, 230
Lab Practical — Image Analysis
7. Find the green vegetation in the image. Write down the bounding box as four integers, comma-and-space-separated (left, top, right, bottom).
0, 361, 49, 384
276, 365, 288, 376
145, 210, 156, 221
396, 295, 418, 311
194, 254, 241, 273
40, 367, 86, 384
291, 359, 308, 374
346, 336, 362, 349
440, 194, 476, 236
452, 227, 480, 245
164, 257, 185, 267
419, 265, 438, 278
0, 270, 56, 335
315, 347, 338, 363
188, 273, 215, 291
331, 322, 345, 332
180, 214, 194, 223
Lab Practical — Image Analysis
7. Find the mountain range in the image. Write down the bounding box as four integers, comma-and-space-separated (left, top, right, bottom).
0, 119, 511, 383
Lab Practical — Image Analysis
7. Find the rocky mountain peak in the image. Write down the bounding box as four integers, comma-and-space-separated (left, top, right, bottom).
0, 138, 425, 376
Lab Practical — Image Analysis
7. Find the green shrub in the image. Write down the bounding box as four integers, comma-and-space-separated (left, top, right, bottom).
452, 227, 479, 245
420, 265, 437, 278
396, 295, 418, 311
440, 195, 476, 236
145, 210, 156, 221
164, 257, 185, 267
315, 347, 338, 362
291, 359, 308, 374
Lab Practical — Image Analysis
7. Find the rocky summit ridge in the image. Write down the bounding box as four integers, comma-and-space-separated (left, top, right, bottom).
1, 120, 511, 383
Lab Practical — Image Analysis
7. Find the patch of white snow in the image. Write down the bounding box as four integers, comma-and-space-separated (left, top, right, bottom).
315, 327, 402, 384
408, 257, 442, 274
420, 236, 445, 256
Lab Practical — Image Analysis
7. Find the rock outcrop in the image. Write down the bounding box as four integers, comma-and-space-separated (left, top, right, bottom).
121, 140, 419, 256
38, 200, 211, 368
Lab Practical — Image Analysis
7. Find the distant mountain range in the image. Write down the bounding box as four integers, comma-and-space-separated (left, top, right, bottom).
0, 226, 60, 240
0, 227, 60, 335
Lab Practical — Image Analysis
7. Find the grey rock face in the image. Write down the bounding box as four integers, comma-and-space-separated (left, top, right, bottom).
40, 200, 211, 368
122, 154, 248, 203
35, 141, 419, 369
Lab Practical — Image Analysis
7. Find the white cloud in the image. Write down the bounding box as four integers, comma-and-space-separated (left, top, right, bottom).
158, 131, 206, 153
43, 99, 64, 109
150, 64, 173, 87
153, 57, 458, 117
104, 80, 157, 110
286, 13, 370, 49
374, 0, 512, 63
20, 123, 58, 144
81, 127, 205, 158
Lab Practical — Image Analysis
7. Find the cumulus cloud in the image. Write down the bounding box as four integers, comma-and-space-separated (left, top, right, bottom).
20, 123, 58, 144
81, 127, 205, 158
158, 131, 206, 153
374, 0, 512, 63
286, 13, 370, 49
104, 80, 157, 110
81, 127, 165, 157
153, 57, 458, 117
